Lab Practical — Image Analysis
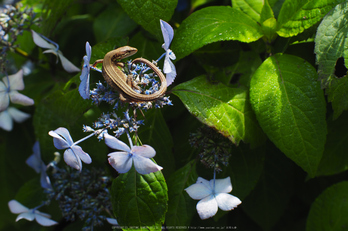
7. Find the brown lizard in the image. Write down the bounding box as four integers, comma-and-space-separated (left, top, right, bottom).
92, 46, 167, 102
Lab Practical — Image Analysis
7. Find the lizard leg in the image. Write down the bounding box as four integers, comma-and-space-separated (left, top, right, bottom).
91, 59, 103, 67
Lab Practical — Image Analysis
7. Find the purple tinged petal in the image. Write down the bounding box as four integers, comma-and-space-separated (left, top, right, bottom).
196, 195, 218, 220
34, 213, 58, 226
63, 148, 82, 171
106, 218, 118, 225
71, 145, 92, 164
49, 127, 74, 147
85, 41, 91, 60
0, 88, 10, 111
8, 200, 29, 214
185, 182, 211, 200
16, 212, 35, 222
25, 141, 41, 173
108, 152, 132, 173
78, 56, 90, 99
9, 91, 34, 106
215, 193, 241, 211
31, 30, 56, 49
131, 145, 156, 158
0, 109, 13, 131
104, 133, 130, 152
7, 107, 31, 123
40, 166, 52, 189
132, 154, 162, 174
160, 19, 174, 50
214, 177, 232, 194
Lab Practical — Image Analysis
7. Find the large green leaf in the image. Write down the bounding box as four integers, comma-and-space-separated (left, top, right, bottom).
277, 0, 344, 37
316, 111, 348, 177
93, 3, 137, 43
306, 181, 348, 231
232, 0, 264, 22
117, 0, 177, 39
314, 1, 348, 118
173, 75, 266, 147
249, 54, 327, 177
171, 6, 264, 60
165, 161, 198, 228
111, 167, 168, 230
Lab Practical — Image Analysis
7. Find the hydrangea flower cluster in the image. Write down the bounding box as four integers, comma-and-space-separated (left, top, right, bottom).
0, 3, 40, 71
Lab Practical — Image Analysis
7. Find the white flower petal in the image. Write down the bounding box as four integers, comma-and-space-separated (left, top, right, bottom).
64, 148, 82, 171
0, 109, 12, 131
104, 133, 130, 152
31, 30, 56, 50
196, 177, 211, 190
49, 127, 74, 147
16, 212, 35, 222
196, 194, 218, 220
35, 214, 58, 226
7, 107, 31, 123
131, 145, 156, 158
7, 69, 24, 90
108, 152, 132, 174
0, 90, 10, 111
72, 145, 92, 164
8, 200, 29, 214
215, 193, 241, 211
185, 182, 212, 200
214, 177, 232, 194
133, 154, 162, 175
58, 53, 80, 73
9, 91, 34, 106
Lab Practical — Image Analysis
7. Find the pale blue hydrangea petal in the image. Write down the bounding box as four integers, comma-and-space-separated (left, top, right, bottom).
57, 52, 80, 73
25, 141, 41, 173
160, 19, 174, 50
31, 30, 56, 50
48, 127, 73, 149
196, 194, 218, 220
196, 177, 211, 190
64, 148, 82, 171
79, 55, 91, 99
213, 177, 232, 194
16, 212, 35, 222
71, 145, 92, 164
108, 152, 133, 173
215, 193, 241, 211
34, 213, 58, 226
131, 145, 156, 158
40, 163, 52, 189
185, 182, 211, 200
104, 133, 130, 152
8, 200, 29, 214
163, 53, 177, 87
0, 109, 12, 131
106, 217, 118, 225
132, 154, 162, 175
9, 91, 34, 106
7, 107, 31, 123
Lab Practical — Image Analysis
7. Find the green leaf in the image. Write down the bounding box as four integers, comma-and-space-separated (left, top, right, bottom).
166, 161, 198, 228
171, 6, 264, 60
326, 76, 348, 120
173, 75, 266, 147
315, 1, 348, 88
260, 0, 274, 23
250, 54, 327, 177
316, 111, 348, 177
242, 145, 297, 230
42, 0, 75, 35
117, 0, 177, 39
306, 181, 348, 231
277, 0, 345, 37
111, 167, 168, 230
232, 0, 264, 22
138, 109, 175, 176
262, 17, 278, 42
93, 3, 137, 43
